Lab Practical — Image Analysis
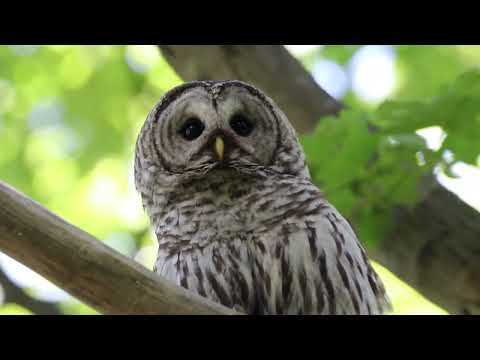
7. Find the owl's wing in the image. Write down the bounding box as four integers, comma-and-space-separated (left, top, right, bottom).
255, 203, 392, 315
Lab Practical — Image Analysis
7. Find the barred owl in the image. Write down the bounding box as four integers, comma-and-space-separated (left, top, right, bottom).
134, 80, 391, 315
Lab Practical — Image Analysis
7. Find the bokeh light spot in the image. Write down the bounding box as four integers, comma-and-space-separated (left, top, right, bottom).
349, 45, 397, 103
125, 45, 161, 74
27, 100, 65, 130
9, 45, 40, 56
285, 45, 322, 57
312, 59, 349, 99
103, 232, 137, 257
416, 126, 446, 151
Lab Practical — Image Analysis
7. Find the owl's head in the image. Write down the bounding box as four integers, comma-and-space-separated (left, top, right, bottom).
134, 80, 310, 192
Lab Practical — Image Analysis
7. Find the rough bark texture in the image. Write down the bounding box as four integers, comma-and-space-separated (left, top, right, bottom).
0, 182, 236, 315
371, 185, 480, 315
158, 45, 480, 315
159, 45, 342, 134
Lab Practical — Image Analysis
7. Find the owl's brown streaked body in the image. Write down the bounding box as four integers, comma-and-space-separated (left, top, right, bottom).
134, 80, 391, 314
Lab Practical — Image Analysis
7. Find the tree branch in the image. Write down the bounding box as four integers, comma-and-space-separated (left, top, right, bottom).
0, 182, 236, 315
158, 45, 480, 314
370, 184, 480, 315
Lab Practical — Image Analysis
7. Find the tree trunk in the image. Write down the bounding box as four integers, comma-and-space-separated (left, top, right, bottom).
158, 45, 480, 314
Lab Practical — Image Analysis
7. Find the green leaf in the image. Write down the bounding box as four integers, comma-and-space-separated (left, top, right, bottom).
356, 207, 394, 248
443, 134, 480, 165
327, 187, 357, 219
389, 134, 427, 151
373, 100, 432, 133
301, 109, 380, 193
362, 141, 425, 207
395, 45, 470, 100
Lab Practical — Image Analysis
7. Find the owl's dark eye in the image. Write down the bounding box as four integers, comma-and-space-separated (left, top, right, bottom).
180, 118, 205, 141
230, 114, 254, 137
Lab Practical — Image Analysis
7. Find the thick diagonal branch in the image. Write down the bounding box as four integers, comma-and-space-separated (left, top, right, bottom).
0, 182, 236, 315
159, 45, 480, 314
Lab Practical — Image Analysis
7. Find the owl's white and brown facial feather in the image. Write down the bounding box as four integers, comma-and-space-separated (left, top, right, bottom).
135, 81, 309, 191
134, 80, 390, 315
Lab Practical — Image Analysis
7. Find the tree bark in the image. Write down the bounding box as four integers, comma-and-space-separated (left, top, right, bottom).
0, 182, 236, 315
158, 45, 480, 315
371, 185, 480, 315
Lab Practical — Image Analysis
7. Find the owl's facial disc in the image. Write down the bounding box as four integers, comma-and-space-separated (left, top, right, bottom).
144, 80, 311, 189
137, 81, 309, 193
155, 85, 279, 175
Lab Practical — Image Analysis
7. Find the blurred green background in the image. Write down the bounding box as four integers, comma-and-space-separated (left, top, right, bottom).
1, 45, 480, 315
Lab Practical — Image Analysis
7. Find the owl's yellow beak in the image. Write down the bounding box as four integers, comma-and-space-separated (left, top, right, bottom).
214, 136, 225, 161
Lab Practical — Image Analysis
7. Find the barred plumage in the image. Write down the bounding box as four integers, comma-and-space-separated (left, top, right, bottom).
134, 80, 391, 314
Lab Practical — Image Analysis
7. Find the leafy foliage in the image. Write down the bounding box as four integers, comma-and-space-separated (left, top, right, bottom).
0, 45, 181, 314
302, 68, 480, 247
